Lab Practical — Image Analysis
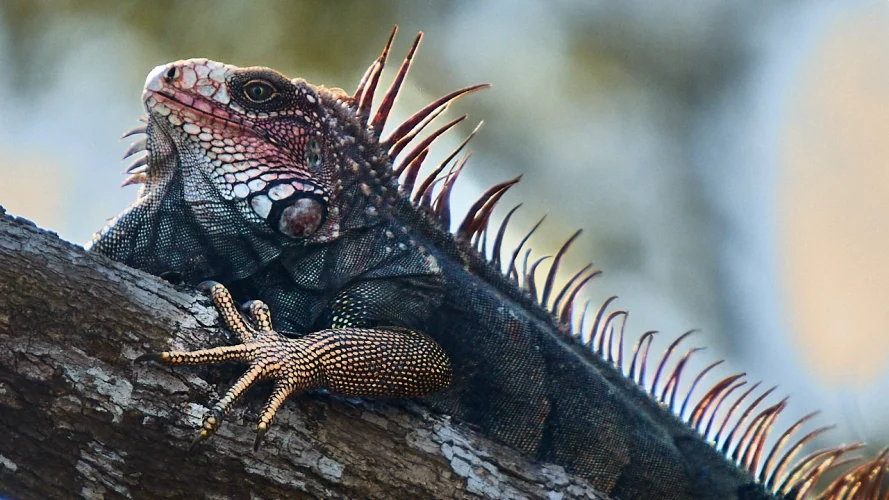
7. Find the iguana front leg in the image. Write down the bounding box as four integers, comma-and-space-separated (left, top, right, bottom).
136, 281, 452, 450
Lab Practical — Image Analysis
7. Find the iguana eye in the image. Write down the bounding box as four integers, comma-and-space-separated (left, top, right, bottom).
243, 80, 278, 103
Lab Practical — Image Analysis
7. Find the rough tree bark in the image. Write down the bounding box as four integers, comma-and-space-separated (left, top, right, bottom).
0, 208, 607, 500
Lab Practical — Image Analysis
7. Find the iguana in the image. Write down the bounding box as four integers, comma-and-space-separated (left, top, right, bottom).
88, 28, 888, 499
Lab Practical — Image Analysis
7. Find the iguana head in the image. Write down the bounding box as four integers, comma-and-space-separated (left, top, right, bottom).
89, 57, 379, 280
136, 58, 348, 244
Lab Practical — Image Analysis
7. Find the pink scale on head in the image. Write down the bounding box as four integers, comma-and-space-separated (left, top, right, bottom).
193, 100, 214, 114
213, 86, 230, 104
209, 66, 227, 82
211, 110, 229, 122
172, 90, 194, 106
180, 67, 197, 88
180, 108, 199, 123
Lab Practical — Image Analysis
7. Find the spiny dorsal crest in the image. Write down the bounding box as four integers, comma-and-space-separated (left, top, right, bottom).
345, 25, 889, 500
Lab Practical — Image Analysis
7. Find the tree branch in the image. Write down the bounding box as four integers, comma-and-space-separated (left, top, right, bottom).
0, 208, 606, 500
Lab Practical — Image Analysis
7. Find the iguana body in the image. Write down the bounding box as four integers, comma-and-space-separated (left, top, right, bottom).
89, 29, 886, 499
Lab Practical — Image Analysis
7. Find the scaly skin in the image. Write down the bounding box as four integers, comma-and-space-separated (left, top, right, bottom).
89, 32, 885, 499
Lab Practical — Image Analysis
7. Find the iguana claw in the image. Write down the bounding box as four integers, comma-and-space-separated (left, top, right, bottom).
133, 352, 168, 364
254, 423, 268, 452
189, 409, 224, 452
136, 281, 293, 450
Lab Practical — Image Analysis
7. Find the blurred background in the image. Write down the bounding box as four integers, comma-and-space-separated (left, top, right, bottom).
1, 0, 887, 473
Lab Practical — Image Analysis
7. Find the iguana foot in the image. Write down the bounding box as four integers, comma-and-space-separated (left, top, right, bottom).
136, 281, 303, 450
136, 281, 451, 451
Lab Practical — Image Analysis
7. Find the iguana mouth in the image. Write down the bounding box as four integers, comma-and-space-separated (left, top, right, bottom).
146, 89, 255, 136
